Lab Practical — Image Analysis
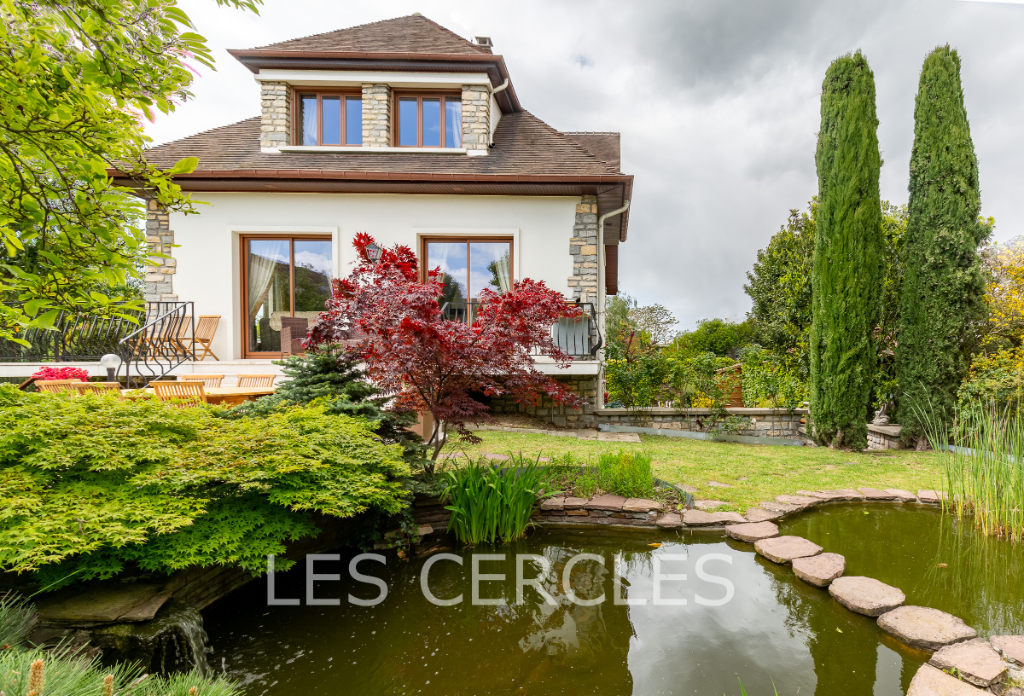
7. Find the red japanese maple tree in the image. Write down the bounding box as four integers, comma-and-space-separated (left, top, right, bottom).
308, 233, 583, 461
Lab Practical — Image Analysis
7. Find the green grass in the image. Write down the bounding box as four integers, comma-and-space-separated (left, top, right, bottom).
573, 450, 657, 499
447, 431, 943, 512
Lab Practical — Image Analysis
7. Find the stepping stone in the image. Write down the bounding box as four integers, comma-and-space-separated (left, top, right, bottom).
745, 507, 786, 523
760, 501, 802, 513
796, 489, 865, 501
680, 484, 699, 494
775, 494, 820, 508
540, 497, 565, 511
754, 536, 822, 564
622, 498, 663, 513
725, 521, 779, 543
878, 606, 977, 651
683, 510, 745, 526
829, 576, 905, 616
693, 499, 727, 511
991, 635, 1024, 666
577, 429, 599, 440
885, 488, 918, 502
484, 453, 511, 461
655, 512, 684, 528
563, 496, 589, 510
908, 664, 989, 696
792, 553, 846, 587
859, 487, 899, 500
538, 457, 551, 462
918, 490, 946, 504
929, 639, 1008, 688
707, 480, 733, 488
597, 432, 642, 442
585, 494, 627, 511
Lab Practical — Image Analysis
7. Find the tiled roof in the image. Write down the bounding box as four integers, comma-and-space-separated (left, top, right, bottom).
144, 111, 622, 177
251, 14, 491, 55
563, 132, 620, 171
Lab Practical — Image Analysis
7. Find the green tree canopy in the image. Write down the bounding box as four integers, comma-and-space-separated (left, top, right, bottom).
669, 317, 753, 359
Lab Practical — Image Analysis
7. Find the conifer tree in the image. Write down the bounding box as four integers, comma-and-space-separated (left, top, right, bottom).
810, 52, 883, 449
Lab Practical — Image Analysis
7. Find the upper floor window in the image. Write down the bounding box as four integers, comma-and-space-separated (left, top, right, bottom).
395, 93, 462, 148
296, 91, 362, 146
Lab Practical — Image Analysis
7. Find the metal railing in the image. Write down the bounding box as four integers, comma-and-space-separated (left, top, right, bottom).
439, 300, 602, 359
0, 303, 146, 362
117, 302, 195, 388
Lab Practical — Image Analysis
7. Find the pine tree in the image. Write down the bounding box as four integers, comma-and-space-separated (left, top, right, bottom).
811, 52, 883, 449
896, 46, 988, 444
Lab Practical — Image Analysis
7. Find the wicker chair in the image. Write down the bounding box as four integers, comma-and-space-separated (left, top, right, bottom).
70, 381, 122, 395
180, 374, 224, 388
190, 315, 221, 361
236, 374, 276, 388
280, 316, 309, 357
151, 380, 207, 408
36, 379, 81, 394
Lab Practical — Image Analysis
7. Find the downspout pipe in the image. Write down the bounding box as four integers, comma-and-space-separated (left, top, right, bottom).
488, 79, 511, 148
596, 199, 630, 405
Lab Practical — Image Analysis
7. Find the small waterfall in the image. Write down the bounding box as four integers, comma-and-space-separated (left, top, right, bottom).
92, 600, 212, 676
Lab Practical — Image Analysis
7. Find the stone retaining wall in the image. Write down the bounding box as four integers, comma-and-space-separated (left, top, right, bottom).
487, 375, 600, 428
597, 407, 807, 439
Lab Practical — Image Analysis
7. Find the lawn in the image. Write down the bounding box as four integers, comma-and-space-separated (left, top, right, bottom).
446, 430, 944, 512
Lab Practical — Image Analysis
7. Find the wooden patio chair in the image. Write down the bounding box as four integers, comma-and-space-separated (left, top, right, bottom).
170, 315, 192, 358
151, 380, 207, 408
36, 379, 80, 394
70, 381, 122, 395
180, 374, 224, 388
236, 374, 276, 388
280, 316, 308, 357
191, 315, 221, 361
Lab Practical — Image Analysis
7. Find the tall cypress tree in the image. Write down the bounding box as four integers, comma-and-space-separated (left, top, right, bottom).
896, 46, 987, 444
811, 52, 883, 449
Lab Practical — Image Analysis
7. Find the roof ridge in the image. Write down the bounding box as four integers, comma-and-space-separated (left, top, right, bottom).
521, 114, 617, 173
147, 116, 259, 150
562, 131, 620, 136
412, 14, 491, 54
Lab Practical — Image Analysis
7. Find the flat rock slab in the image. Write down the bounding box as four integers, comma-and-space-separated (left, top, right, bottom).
991, 635, 1024, 665
36, 584, 170, 626
878, 606, 978, 651
908, 664, 989, 696
484, 453, 511, 461
792, 553, 846, 587
683, 510, 746, 526
577, 429, 599, 440
775, 494, 820, 508
829, 576, 905, 616
745, 507, 786, 523
622, 498, 664, 513
707, 480, 733, 488
754, 536, 822, 564
885, 488, 918, 502
655, 512, 684, 528
796, 489, 865, 501
563, 496, 589, 510
929, 639, 1008, 688
540, 497, 565, 511
725, 521, 779, 543
693, 499, 727, 511
585, 494, 627, 511
597, 432, 642, 442
919, 490, 946, 504
680, 484, 699, 494
859, 487, 899, 500
760, 501, 802, 513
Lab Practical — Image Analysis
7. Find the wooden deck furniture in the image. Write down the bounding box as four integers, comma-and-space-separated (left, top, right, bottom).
123, 385, 273, 406
171, 315, 192, 357
280, 316, 309, 356
236, 374, 276, 388
191, 315, 221, 361
151, 380, 207, 407
36, 379, 81, 393
70, 381, 123, 395
180, 374, 225, 388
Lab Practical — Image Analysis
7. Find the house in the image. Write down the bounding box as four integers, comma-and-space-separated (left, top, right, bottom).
124, 14, 634, 424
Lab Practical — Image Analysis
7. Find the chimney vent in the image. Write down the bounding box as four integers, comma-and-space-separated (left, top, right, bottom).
474, 36, 493, 48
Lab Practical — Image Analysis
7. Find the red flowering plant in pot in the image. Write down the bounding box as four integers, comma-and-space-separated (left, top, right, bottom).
307, 233, 582, 468
32, 366, 90, 382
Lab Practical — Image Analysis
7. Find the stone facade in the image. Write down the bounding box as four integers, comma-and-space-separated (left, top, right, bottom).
568, 195, 599, 304
362, 84, 392, 147
144, 199, 176, 302
461, 85, 490, 151
488, 375, 599, 428
259, 81, 290, 149
867, 423, 903, 450
598, 408, 807, 439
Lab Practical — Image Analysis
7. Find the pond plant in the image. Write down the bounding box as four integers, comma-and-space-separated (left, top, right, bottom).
573, 450, 657, 499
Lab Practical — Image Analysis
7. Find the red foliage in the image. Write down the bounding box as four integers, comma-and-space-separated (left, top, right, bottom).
32, 366, 90, 382
308, 234, 583, 458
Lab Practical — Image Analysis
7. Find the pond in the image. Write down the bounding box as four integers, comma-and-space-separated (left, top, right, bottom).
204, 506, 1021, 696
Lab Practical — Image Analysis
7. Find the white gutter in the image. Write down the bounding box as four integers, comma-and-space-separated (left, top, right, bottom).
596, 199, 630, 400
492, 78, 510, 96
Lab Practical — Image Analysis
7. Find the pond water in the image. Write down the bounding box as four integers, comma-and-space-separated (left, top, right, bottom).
204, 506, 1020, 696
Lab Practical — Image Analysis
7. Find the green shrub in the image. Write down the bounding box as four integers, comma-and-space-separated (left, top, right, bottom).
739, 345, 808, 410
592, 450, 656, 499
0, 592, 35, 647
0, 386, 410, 590
442, 456, 555, 544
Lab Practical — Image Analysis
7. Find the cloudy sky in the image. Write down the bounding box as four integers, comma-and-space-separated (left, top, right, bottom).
146, 0, 1024, 331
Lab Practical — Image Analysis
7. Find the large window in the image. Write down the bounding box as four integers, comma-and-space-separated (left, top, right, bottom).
296, 92, 362, 146
424, 238, 512, 322
243, 236, 333, 356
396, 94, 462, 148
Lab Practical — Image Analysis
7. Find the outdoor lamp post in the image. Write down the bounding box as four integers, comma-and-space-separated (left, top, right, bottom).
100, 353, 122, 382
365, 242, 383, 264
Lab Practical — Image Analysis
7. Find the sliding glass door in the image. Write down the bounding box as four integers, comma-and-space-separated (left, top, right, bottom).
243, 236, 332, 356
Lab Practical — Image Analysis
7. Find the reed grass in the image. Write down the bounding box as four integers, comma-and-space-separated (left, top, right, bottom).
0, 591, 35, 647
572, 450, 656, 499
442, 454, 556, 545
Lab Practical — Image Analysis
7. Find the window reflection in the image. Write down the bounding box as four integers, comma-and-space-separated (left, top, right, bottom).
300, 95, 317, 146
399, 98, 418, 146
445, 100, 462, 148
422, 99, 441, 147
346, 97, 362, 145
322, 97, 341, 145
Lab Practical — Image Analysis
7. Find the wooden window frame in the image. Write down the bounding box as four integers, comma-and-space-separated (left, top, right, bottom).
420, 236, 515, 306
240, 234, 333, 358
393, 91, 463, 148
291, 89, 363, 147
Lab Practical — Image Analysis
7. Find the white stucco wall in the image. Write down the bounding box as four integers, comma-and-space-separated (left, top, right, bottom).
169, 192, 581, 360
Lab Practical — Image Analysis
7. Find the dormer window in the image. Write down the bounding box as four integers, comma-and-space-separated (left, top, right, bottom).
395, 92, 462, 148
296, 91, 362, 146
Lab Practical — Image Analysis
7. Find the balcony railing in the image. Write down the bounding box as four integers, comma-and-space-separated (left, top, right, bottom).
440, 300, 602, 359
0, 303, 146, 362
